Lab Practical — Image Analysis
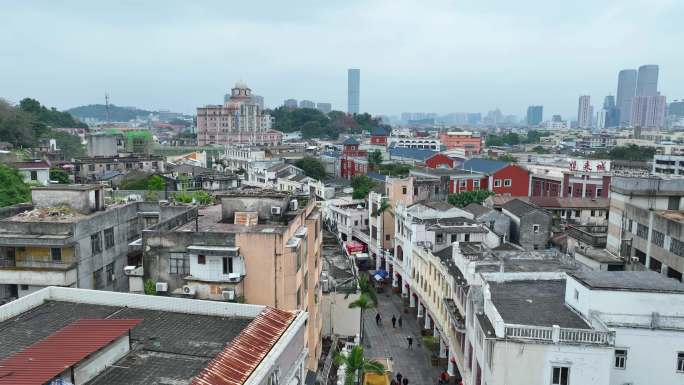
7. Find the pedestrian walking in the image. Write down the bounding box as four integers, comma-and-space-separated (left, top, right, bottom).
407, 336, 413, 349
402, 378, 408, 385
395, 373, 403, 384
375, 313, 381, 326
391, 315, 397, 328
390, 380, 397, 385
398, 315, 402, 328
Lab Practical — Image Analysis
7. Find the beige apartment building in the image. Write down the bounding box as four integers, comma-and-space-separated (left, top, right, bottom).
142, 189, 323, 371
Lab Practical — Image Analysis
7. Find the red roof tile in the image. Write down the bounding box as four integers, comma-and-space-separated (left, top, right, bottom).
0, 318, 141, 385
13, 161, 50, 169
191, 307, 297, 385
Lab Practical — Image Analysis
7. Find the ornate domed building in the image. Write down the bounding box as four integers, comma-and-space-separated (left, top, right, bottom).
196, 83, 281, 146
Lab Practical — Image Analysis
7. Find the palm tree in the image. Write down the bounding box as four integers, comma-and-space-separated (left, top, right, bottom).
348, 292, 375, 341
367, 150, 383, 171
335, 345, 385, 385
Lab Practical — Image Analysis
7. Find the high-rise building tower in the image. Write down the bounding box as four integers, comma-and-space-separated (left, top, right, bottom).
616, 69, 637, 126
347, 68, 360, 114
636, 65, 659, 97
631, 94, 667, 129
526, 105, 543, 126
577, 95, 592, 128
600, 95, 619, 128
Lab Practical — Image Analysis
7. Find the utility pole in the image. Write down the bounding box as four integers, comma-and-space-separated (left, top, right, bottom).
105, 92, 111, 125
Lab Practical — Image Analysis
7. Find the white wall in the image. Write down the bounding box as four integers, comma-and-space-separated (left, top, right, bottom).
189, 254, 246, 282
321, 292, 361, 337
73, 335, 130, 385
486, 340, 612, 385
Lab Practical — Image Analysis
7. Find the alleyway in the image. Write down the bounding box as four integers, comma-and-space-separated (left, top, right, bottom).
362, 288, 443, 385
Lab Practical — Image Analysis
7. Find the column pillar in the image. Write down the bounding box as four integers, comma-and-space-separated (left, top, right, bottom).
401, 282, 408, 297
447, 351, 455, 376
409, 293, 416, 308
439, 337, 448, 358
417, 302, 423, 318
424, 313, 431, 329
392, 273, 399, 288
376, 253, 382, 270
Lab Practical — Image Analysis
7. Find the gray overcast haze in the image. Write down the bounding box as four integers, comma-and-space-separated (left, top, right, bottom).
1, 0, 682, 119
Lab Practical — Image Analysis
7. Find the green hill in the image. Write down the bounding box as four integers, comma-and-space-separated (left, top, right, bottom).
66, 104, 153, 122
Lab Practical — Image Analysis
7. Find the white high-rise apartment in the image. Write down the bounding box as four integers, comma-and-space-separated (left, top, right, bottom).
577, 95, 592, 128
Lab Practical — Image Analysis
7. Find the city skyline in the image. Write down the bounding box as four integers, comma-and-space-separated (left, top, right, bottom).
1, 1, 683, 118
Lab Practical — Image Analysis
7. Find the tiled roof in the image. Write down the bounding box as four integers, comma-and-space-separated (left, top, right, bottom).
13, 161, 50, 169
342, 137, 360, 145
502, 198, 541, 218
191, 307, 296, 385
367, 172, 387, 182
463, 203, 492, 217
461, 158, 509, 174
0, 318, 141, 385
389, 147, 437, 161
370, 127, 390, 137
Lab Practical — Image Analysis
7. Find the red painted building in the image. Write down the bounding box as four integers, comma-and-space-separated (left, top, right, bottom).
563, 173, 610, 198
424, 153, 455, 169
531, 176, 562, 197
462, 159, 530, 196
340, 137, 368, 179
370, 127, 389, 146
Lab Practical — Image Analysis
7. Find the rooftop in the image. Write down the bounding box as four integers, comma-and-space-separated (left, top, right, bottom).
463, 203, 492, 217
13, 161, 50, 169
461, 158, 510, 174
488, 279, 590, 329
0, 300, 252, 385
389, 147, 437, 161
570, 271, 684, 293
502, 198, 544, 218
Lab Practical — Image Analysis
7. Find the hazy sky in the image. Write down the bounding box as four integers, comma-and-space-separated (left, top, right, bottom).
1, 0, 682, 119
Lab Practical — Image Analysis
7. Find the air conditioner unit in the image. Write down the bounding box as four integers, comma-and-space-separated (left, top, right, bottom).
155, 282, 168, 292
416, 241, 424, 246
182, 285, 196, 295
630, 256, 640, 263
227, 272, 241, 282
271, 206, 282, 215
290, 199, 299, 211
223, 290, 235, 301
124, 266, 136, 275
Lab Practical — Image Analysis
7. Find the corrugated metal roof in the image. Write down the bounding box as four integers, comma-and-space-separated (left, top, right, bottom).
0, 318, 141, 385
191, 307, 296, 385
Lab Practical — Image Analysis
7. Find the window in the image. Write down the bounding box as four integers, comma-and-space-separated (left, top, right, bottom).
451, 234, 457, 242
169, 253, 189, 275
504, 179, 512, 187
30, 171, 37, 180
671, 239, 684, 258
628, 219, 633, 232
197, 254, 206, 264
567, 186, 572, 194
91, 232, 102, 255
459, 180, 466, 188
106, 164, 111, 171
93, 268, 104, 289
551, 367, 569, 385
494, 179, 501, 187
597, 188, 603, 196
88, 164, 95, 171
296, 287, 301, 307
574, 289, 579, 301
614, 349, 627, 369
533, 224, 540, 233
106, 262, 114, 284
652, 230, 665, 248
473, 180, 480, 189
636, 223, 649, 239
402, 186, 407, 195
668, 196, 681, 211
20, 284, 29, 291
677, 352, 684, 372
385, 234, 390, 241
436, 233, 444, 243
51, 248, 62, 262
590, 210, 596, 217
414, 187, 418, 196
127, 218, 139, 240
223, 257, 233, 274
104, 227, 115, 249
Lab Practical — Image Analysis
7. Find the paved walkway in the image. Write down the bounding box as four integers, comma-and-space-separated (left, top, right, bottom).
362, 289, 443, 385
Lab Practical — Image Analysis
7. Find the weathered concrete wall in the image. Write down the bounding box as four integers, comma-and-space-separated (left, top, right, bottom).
219, 196, 289, 222
518, 211, 552, 250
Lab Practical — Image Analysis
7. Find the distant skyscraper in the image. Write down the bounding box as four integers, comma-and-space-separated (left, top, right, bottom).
316, 102, 332, 114
347, 69, 360, 114
466, 113, 481, 125
284, 99, 298, 109
636, 65, 659, 97
526, 105, 543, 126
600, 95, 619, 128
299, 100, 315, 109
616, 69, 637, 126
631, 94, 667, 129
577, 95, 592, 128
551, 114, 562, 122
251, 95, 264, 109
669, 100, 684, 118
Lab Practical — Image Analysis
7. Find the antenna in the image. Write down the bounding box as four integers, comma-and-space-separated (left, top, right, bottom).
105, 92, 111, 125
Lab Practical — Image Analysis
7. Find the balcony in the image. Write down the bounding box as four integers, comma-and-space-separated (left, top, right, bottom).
566, 225, 607, 248
504, 324, 614, 345
0, 257, 77, 286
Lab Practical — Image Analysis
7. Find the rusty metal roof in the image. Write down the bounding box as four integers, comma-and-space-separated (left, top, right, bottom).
191, 307, 297, 385
0, 318, 141, 385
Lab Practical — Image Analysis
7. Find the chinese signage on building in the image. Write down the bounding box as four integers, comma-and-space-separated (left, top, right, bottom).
568, 159, 611, 173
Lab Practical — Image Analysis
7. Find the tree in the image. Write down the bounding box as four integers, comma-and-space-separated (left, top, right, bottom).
377, 163, 411, 177
372, 198, 391, 247
367, 150, 383, 170
497, 154, 518, 163
351, 175, 375, 199
46, 131, 85, 159
0, 165, 31, 207
49, 167, 70, 184
531, 145, 550, 154
147, 175, 166, 191
447, 190, 494, 208
0, 99, 34, 147
335, 345, 385, 385
295, 156, 327, 180
590, 144, 656, 162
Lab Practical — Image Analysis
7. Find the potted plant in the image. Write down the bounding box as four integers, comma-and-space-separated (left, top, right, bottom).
422, 336, 440, 366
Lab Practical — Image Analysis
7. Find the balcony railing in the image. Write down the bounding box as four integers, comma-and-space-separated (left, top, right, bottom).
566, 225, 608, 248
0, 257, 75, 270
504, 324, 613, 345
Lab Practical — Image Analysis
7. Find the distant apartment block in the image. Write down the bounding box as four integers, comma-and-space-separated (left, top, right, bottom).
631, 94, 667, 130
73, 154, 165, 184
316, 102, 332, 113
284, 98, 298, 109
526, 105, 543, 126
439, 131, 482, 155
653, 154, 684, 176
299, 100, 315, 109
577, 95, 592, 128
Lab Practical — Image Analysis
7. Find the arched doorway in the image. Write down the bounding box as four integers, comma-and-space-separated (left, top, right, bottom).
396, 245, 404, 261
